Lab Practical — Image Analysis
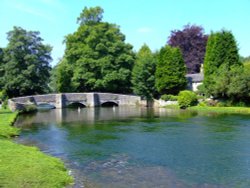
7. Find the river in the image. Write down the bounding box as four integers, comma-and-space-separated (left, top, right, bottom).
14, 107, 250, 188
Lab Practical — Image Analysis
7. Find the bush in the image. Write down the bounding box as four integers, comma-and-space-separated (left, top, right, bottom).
161, 94, 178, 101
20, 104, 37, 114
0, 90, 8, 109
198, 101, 207, 107
178, 90, 198, 109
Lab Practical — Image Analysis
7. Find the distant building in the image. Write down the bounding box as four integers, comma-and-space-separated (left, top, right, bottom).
186, 64, 204, 91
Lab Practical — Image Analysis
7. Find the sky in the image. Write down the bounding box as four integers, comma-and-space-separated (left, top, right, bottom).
0, 0, 250, 66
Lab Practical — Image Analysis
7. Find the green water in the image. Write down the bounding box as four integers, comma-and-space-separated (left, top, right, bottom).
15, 107, 250, 188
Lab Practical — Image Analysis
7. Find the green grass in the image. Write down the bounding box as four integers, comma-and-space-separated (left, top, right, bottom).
0, 109, 73, 188
0, 109, 19, 138
189, 106, 250, 114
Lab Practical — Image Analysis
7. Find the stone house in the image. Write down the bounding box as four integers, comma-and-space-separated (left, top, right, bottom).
185, 65, 204, 91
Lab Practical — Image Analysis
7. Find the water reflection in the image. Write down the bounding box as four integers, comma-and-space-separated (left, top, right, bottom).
15, 107, 197, 126
14, 107, 250, 188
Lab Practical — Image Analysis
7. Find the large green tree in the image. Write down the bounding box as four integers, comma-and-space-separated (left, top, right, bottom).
60, 6, 134, 93
131, 44, 156, 100
1, 27, 52, 97
203, 30, 244, 99
50, 58, 73, 93
155, 45, 187, 95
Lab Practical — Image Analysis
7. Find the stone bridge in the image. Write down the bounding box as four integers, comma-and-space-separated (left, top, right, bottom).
8, 93, 141, 111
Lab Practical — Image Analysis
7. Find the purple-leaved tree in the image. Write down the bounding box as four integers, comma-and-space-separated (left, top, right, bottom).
168, 24, 208, 73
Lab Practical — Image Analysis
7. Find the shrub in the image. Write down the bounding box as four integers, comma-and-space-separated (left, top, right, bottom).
178, 90, 198, 109
0, 91, 8, 109
198, 101, 207, 107
20, 104, 37, 114
161, 94, 178, 101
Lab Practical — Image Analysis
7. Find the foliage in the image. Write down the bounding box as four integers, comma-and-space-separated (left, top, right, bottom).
52, 59, 74, 92
241, 56, 250, 63
0, 90, 8, 109
19, 104, 38, 114
1, 27, 52, 98
244, 61, 250, 74
226, 65, 250, 102
155, 45, 187, 95
196, 84, 208, 97
77, 6, 104, 25
168, 24, 208, 73
178, 90, 198, 109
161, 94, 178, 101
60, 6, 134, 93
0, 48, 4, 88
203, 30, 249, 102
131, 44, 156, 100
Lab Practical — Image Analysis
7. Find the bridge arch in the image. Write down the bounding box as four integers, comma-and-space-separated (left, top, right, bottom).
36, 102, 56, 109
67, 102, 86, 108
101, 101, 119, 107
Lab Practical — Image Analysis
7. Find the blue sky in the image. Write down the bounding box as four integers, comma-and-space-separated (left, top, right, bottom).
0, 0, 250, 66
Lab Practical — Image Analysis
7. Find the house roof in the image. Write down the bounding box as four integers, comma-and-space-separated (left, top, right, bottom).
186, 73, 204, 83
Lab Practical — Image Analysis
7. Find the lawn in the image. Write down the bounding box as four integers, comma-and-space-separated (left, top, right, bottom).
189, 106, 250, 114
0, 109, 19, 138
0, 109, 73, 188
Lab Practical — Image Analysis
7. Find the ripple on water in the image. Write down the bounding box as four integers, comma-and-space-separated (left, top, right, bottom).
67, 154, 228, 188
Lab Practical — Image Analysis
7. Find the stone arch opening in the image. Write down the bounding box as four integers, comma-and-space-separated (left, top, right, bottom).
37, 103, 56, 109
67, 102, 86, 108
101, 101, 118, 107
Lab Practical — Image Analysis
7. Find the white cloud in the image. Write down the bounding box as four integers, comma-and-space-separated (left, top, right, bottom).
136, 27, 153, 33
39, 0, 66, 12
14, 3, 51, 20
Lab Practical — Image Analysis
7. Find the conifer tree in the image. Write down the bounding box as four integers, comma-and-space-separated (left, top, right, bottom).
131, 44, 156, 100
203, 30, 242, 98
155, 46, 187, 95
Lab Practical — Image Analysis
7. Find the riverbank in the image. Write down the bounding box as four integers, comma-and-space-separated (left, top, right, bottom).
189, 106, 250, 114
0, 109, 73, 188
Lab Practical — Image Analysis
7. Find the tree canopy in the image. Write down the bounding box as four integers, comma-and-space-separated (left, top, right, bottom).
168, 24, 208, 73
57, 6, 135, 93
155, 45, 187, 95
131, 44, 156, 100
1, 27, 52, 97
203, 30, 250, 102
77, 6, 104, 25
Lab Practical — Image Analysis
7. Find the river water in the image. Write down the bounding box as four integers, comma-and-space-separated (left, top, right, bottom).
14, 107, 250, 188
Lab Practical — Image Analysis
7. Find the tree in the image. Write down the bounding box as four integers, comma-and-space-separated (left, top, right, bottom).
131, 44, 156, 100
1, 27, 52, 97
0, 48, 4, 88
52, 58, 73, 92
168, 24, 208, 73
155, 45, 187, 95
227, 65, 250, 102
203, 30, 242, 99
62, 6, 134, 93
77, 6, 104, 25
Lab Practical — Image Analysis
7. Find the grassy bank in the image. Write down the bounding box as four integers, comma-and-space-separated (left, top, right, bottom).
189, 106, 250, 114
0, 109, 19, 138
0, 109, 73, 188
